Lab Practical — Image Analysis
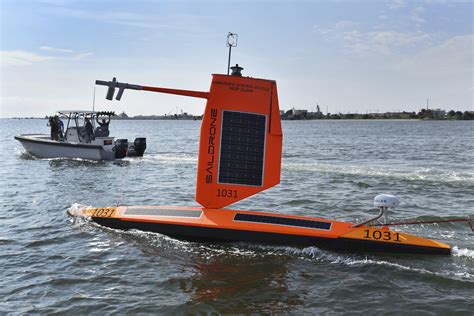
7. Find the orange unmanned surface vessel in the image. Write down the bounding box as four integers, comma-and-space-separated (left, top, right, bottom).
70, 65, 451, 255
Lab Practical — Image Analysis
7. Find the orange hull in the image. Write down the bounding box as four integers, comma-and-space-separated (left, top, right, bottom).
72, 206, 451, 255
91, 68, 452, 255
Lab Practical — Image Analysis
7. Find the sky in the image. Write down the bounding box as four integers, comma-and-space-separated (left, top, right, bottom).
0, 0, 472, 117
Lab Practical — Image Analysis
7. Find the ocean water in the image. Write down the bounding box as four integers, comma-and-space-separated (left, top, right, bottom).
1, 119, 473, 314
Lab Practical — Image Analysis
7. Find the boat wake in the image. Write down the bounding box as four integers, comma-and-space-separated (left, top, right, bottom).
19, 154, 102, 165
138, 231, 473, 282
123, 153, 197, 165
117, 153, 474, 184
66, 204, 473, 283
66, 203, 92, 220
92, 151, 474, 185
287, 246, 473, 282
283, 162, 474, 184
18, 152, 37, 160
452, 246, 474, 259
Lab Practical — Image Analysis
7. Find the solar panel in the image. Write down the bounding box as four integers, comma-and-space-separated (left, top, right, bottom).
234, 213, 332, 230
218, 111, 266, 186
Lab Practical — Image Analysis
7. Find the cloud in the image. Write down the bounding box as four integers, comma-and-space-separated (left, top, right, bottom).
72, 52, 93, 60
0, 50, 55, 66
44, 6, 203, 32
0, 95, 86, 118
389, 0, 405, 10
0, 50, 93, 67
314, 21, 432, 56
40, 46, 74, 53
396, 34, 473, 77
410, 6, 426, 25
313, 25, 332, 35
335, 20, 358, 30
347, 30, 431, 55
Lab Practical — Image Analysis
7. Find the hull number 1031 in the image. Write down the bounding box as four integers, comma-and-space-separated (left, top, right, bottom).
217, 189, 238, 198
364, 229, 401, 242
92, 208, 116, 218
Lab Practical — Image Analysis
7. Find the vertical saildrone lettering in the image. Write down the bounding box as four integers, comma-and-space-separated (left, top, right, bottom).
206, 108, 217, 184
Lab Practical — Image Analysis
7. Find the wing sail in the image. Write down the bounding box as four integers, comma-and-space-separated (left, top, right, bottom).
196, 74, 282, 209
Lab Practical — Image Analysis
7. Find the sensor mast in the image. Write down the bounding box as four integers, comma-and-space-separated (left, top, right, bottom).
226, 32, 238, 75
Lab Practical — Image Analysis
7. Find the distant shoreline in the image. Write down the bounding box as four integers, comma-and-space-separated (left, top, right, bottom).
5, 117, 474, 121
4, 108, 474, 120
4, 108, 473, 120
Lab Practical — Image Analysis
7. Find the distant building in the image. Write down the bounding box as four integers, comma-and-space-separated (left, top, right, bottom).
291, 109, 308, 116
117, 111, 129, 119
432, 109, 446, 119
281, 108, 311, 119
310, 104, 324, 119
316, 105, 322, 115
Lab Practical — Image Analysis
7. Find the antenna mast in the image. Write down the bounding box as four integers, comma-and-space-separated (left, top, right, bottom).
92, 86, 96, 112
226, 32, 238, 75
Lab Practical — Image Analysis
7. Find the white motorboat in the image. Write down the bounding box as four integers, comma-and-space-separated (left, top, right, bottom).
15, 110, 146, 161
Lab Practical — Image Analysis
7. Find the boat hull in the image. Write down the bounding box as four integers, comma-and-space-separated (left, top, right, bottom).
69, 205, 451, 255
15, 134, 114, 160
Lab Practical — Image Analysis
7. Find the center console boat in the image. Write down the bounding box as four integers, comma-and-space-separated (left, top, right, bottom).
15, 110, 146, 160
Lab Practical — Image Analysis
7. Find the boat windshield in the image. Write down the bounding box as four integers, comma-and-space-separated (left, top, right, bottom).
58, 111, 115, 142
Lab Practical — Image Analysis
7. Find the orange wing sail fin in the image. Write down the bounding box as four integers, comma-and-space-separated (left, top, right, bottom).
95, 73, 283, 209
196, 74, 282, 209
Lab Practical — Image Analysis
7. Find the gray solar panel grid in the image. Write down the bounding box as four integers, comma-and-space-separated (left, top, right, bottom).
218, 111, 266, 186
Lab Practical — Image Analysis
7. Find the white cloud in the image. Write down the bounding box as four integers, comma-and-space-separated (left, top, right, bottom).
422, 0, 449, 4
45, 7, 204, 32
396, 34, 473, 77
0, 50, 94, 67
389, 0, 405, 10
313, 25, 332, 35
72, 52, 93, 60
364, 31, 430, 53
315, 25, 432, 56
0, 50, 55, 66
410, 6, 426, 25
335, 20, 358, 30
40, 46, 74, 53
0, 95, 86, 118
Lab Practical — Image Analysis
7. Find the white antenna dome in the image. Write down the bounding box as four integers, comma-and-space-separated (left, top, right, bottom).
374, 194, 399, 208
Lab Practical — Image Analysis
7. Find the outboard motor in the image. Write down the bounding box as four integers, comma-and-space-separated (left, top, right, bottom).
127, 138, 147, 157
114, 139, 128, 159
134, 137, 147, 156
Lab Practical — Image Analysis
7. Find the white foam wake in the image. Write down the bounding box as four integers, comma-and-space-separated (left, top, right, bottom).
452, 246, 474, 259
124, 153, 197, 164
66, 203, 91, 217
283, 162, 474, 183
286, 246, 473, 281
